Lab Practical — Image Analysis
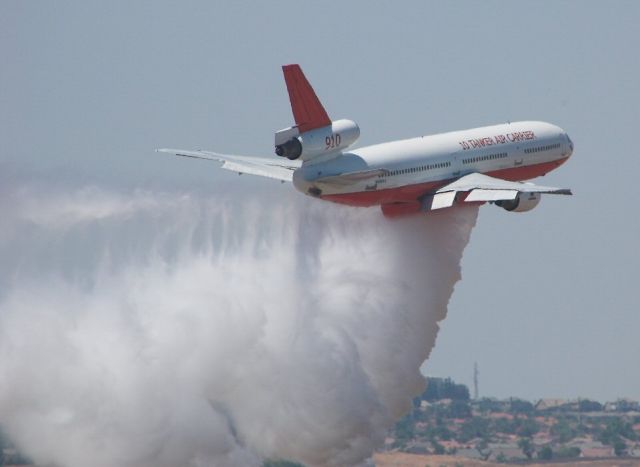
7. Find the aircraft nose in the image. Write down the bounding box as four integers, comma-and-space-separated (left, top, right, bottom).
565, 132, 574, 156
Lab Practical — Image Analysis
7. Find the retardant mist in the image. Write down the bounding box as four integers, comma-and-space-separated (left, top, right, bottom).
0, 179, 478, 467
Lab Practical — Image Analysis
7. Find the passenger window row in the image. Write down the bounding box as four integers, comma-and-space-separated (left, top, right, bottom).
525, 143, 561, 154
462, 152, 508, 164
381, 161, 452, 178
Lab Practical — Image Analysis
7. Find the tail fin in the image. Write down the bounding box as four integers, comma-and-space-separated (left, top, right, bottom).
282, 64, 331, 133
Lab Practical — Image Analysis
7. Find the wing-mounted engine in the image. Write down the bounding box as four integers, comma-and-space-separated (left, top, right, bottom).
275, 119, 360, 161
495, 192, 541, 212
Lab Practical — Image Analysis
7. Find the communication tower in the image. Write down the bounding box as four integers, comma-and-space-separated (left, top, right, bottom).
473, 362, 479, 400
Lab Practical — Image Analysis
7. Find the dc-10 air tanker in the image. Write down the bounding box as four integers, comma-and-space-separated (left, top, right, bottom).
159, 65, 572, 217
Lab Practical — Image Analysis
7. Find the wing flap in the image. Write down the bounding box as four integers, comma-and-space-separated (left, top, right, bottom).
314, 168, 388, 186
421, 191, 457, 211
466, 189, 519, 202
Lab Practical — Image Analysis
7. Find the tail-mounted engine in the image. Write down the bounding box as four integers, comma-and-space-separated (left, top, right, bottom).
496, 192, 541, 212
275, 119, 360, 161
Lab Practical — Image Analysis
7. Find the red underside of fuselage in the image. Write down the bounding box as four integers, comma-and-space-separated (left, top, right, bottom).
320, 158, 567, 207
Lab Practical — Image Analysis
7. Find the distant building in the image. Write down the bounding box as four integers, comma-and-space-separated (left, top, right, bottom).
532, 433, 552, 446
564, 437, 617, 457
404, 441, 430, 455
615, 398, 640, 412
439, 440, 463, 453
488, 412, 514, 420
581, 446, 614, 457
535, 399, 568, 411
454, 448, 485, 460
488, 442, 523, 461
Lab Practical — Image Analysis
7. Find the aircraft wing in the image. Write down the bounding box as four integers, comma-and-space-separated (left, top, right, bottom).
424, 172, 572, 210
156, 148, 301, 182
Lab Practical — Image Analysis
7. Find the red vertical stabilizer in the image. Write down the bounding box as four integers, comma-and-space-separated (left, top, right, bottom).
282, 64, 331, 133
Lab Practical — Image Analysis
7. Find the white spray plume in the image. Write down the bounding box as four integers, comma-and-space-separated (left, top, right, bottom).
0, 179, 478, 467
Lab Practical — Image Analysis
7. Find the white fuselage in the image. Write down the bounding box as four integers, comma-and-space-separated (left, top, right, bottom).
293, 121, 573, 207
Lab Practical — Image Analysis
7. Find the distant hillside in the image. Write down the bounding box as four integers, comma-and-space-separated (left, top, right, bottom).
3, 377, 639, 466
384, 377, 640, 464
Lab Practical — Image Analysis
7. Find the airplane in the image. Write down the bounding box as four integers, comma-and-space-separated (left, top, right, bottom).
158, 64, 572, 217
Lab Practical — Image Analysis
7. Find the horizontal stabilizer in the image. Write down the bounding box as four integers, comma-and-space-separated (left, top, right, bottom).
156, 148, 300, 182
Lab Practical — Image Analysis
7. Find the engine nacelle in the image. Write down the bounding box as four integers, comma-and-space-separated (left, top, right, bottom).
275, 119, 360, 161
496, 192, 541, 212
275, 137, 302, 160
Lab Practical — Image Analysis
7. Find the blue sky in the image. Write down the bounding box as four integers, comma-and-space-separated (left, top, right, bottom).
2, 1, 639, 401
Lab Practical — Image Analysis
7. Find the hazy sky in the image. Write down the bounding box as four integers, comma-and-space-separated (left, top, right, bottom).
2, 1, 639, 402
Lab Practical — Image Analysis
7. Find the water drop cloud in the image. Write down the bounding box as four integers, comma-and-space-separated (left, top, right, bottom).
0, 180, 477, 466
